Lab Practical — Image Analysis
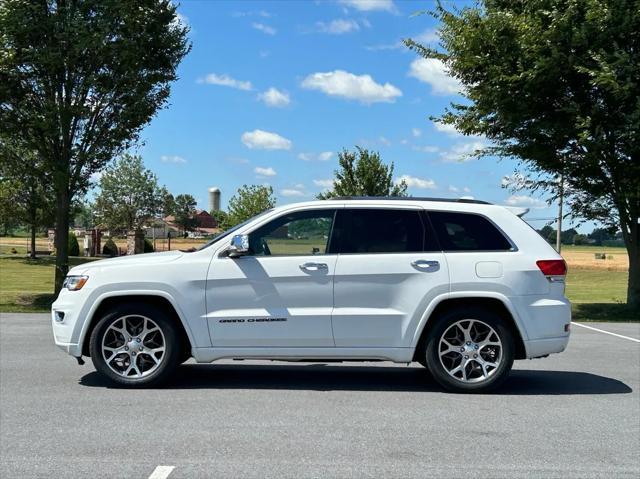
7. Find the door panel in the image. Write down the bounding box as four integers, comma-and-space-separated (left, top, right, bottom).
332, 253, 449, 347
330, 207, 449, 348
206, 207, 339, 348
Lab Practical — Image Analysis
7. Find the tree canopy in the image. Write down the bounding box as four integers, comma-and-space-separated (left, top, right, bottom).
406, 0, 639, 306
94, 154, 163, 232
227, 185, 276, 227
0, 0, 190, 292
318, 147, 407, 199
173, 193, 197, 236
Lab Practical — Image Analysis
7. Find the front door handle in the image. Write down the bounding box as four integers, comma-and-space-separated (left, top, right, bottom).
411, 260, 440, 271
300, 262, 328, 271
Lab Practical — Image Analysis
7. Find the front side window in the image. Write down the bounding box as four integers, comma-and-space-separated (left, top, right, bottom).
249, 209, 336, 256
337, 208, 425, 254
428, 211, 513, 251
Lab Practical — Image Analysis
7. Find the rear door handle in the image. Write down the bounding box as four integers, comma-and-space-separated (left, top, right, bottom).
300, 262, 328, 271
411, 260, 440, 271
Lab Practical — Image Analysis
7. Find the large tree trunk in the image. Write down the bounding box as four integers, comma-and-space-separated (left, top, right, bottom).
54, 188, 70, 295
626, 219, 639, 309
29, 224, 36, 259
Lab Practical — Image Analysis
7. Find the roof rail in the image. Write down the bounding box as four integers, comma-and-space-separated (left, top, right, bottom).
327, 196, 492, 205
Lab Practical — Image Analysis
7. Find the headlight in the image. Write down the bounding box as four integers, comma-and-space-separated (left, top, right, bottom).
63, 275, 89, 291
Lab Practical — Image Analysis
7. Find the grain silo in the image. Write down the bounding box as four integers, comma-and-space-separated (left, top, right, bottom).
208, 187, 221, 213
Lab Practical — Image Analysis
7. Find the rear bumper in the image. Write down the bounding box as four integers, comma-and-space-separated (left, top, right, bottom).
509, 295, 571, 358
524, 335, 569, 358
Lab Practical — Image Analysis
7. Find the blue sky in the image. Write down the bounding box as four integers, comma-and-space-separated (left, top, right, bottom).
131, 0, 572, 231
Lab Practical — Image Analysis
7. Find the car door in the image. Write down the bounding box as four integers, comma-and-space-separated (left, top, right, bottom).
331, 207, 449, 348
206, 208, 339, 347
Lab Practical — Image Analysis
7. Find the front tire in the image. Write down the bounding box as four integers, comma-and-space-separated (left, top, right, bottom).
423, 308, 515, 393
89, 303, 181, 387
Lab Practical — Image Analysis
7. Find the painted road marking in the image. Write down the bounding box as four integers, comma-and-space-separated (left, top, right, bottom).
148, 466, 175, 479
572, 322, 640, 343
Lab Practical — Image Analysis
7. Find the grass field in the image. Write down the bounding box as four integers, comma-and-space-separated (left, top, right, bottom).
0, 241, 636, 320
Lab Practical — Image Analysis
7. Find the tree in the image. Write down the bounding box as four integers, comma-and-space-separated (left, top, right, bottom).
160, 188, 177, 218
173, 194, 197, 236
211, 210, 230, 231
589, 227, 616, 246
227, 185, 276, 227
0, 153, 55, 257
406, 0, 640, 307
73, 200, 95, 230
0, 180, 20, 236
0, 0, 190, 293
94, 155, 163, 232
317, 147, 407, 199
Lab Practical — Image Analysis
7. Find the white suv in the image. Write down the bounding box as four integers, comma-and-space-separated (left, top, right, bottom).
52, 197, 570, 392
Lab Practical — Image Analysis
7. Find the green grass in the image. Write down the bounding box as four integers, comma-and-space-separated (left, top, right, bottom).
0, 254, 636, 321
0, 256, 98, 313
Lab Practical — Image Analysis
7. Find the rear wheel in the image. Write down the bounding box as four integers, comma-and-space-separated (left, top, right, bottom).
89, 303, 182, 387
423, 309, 515, 393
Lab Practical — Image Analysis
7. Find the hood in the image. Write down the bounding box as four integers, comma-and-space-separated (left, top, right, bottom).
68, 250, 184, 275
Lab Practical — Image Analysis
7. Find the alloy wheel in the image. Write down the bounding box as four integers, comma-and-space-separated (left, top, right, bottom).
438, 319, 503, 383
101, 315, 166, 378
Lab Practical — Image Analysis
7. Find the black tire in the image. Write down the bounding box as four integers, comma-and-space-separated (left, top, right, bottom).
89, 302, 182, 387
423, 308, 515, 393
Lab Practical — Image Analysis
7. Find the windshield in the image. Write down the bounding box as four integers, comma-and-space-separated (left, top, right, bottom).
195, 209, 274, 251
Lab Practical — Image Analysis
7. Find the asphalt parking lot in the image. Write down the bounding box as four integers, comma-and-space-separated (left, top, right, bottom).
1, 314, 639, 479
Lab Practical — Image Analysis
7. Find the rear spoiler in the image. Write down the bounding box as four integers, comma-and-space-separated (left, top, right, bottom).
504, 206, 529, 218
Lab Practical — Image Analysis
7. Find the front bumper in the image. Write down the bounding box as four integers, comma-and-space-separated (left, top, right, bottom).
51, 288, 89, 358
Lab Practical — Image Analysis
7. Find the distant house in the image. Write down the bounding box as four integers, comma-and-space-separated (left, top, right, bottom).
159, 210, 220, 237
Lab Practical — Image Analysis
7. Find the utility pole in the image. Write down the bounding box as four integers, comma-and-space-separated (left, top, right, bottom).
556, 173, 563, 253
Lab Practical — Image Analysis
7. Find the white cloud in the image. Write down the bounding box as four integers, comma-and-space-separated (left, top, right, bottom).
504, 195, 547, 209
198, 73, 253, 91
241, 129, 292, 150
173, 13, 189, 29
365, 41, 402, 51
160, 155, 187, 164
301, 70, 402, 104
411, 128, 422, 138
448, 185, 459, 193
315, 18, 361, 34
313, 179, 334, 188
397, 175, 436, 189
298, 151, 334, 161
413, 145, 440, 153
409, 58, 462, 96
258, 88, 290, 108
414, 28, 439, 43
463, 186, 471, 193
440, 140, 485, 163
280, 189, 305, 197
379, 136, 391, 146
339, 0, 396, 12
254, 166, 277, 177
433, 122, 462, 137
90, 171, 104, 183
232, 10, 272, 18
252, 22, 276, 35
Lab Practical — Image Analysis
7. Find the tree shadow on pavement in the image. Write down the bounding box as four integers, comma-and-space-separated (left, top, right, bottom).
79, 363, 632, 395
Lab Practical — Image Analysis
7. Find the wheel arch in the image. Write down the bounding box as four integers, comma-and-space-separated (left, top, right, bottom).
412, 296, 527, 361
80, 293, 193, 357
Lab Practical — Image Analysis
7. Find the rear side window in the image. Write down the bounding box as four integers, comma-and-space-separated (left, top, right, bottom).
428, 211, 513, 251
336, 209, 425, 254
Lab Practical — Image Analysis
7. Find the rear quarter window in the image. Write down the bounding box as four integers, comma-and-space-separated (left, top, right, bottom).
428, 211, 513, 251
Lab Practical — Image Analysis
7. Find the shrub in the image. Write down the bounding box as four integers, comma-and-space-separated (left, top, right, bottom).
102, 238, 118, 256
144, 238, 154, 253
68, 232, 80, 256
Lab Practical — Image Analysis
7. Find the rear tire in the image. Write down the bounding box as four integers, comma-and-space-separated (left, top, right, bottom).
89, 303, 182, 387
423, 308, 515, 393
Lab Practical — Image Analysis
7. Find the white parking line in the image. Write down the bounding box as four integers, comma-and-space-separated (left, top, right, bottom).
572, 322, 640, 343
148, 466, 175, 479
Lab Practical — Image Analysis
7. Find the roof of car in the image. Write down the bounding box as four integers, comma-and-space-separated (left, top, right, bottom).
327, 196, 492, 205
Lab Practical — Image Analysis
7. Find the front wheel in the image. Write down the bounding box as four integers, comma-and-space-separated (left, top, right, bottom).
89, 303, 181, 387
424, 309, 515, 393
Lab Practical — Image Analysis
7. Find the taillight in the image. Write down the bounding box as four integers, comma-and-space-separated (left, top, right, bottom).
536, 259, 567, 277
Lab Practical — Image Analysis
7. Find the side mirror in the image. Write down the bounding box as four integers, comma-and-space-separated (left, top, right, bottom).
228, 234, 250, 257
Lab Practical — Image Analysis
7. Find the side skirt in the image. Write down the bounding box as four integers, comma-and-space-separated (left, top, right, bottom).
192, 347, 414, 364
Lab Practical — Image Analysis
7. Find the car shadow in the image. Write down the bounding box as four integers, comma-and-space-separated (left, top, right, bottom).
79, 363, 633, 395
